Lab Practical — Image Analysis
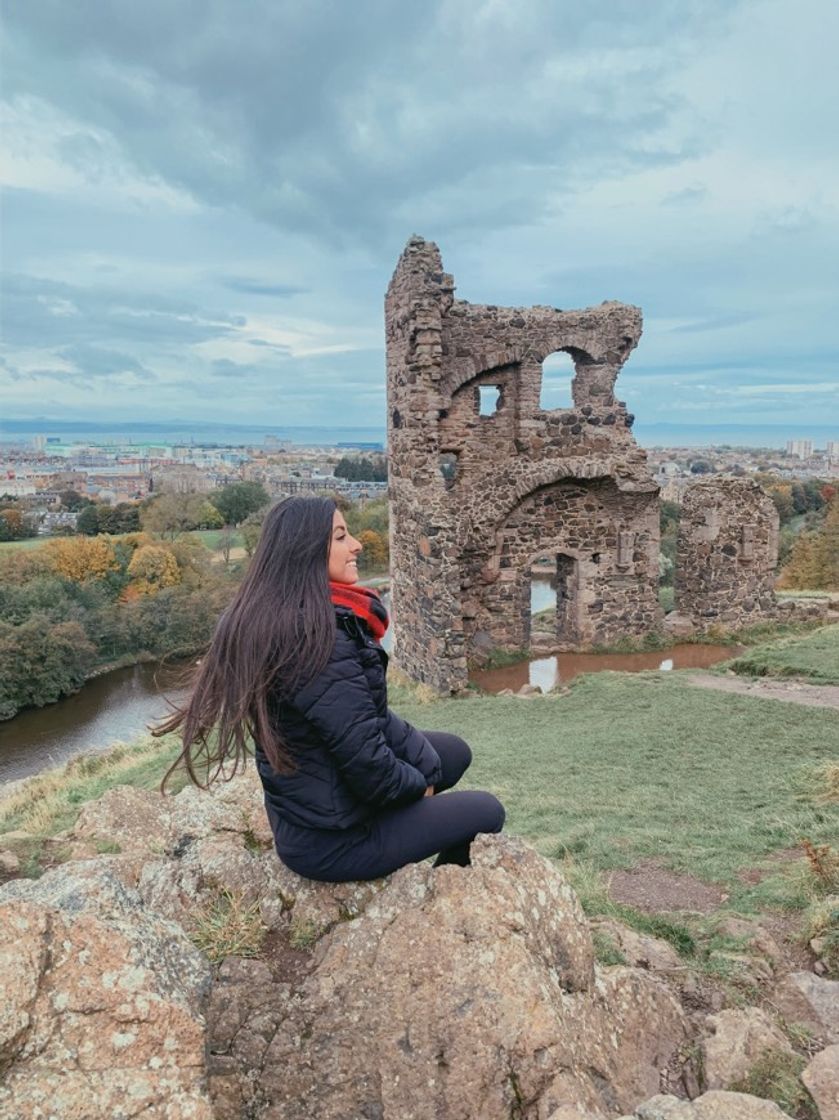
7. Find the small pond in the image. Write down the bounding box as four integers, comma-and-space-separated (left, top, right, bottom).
470, 643, 738, 694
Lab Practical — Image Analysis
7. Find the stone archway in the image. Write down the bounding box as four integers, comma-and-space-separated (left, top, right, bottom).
461, 477, 661, 665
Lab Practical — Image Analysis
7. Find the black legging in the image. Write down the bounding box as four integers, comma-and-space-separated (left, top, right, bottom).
272, 731, 505, 882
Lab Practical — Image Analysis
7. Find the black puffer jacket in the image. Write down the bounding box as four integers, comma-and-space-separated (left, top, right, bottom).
256, 607, 443, 830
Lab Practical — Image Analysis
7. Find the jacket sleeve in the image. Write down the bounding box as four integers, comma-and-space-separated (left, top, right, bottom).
292, 641, 429, 808
384, 711, 443, 787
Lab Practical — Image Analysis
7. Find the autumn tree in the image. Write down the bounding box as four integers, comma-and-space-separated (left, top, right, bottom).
126, 544, 182, 597
778, 497, 839, 590
45, 536, 118, 583
0, 507, 37, 541
357, 529, 389, 573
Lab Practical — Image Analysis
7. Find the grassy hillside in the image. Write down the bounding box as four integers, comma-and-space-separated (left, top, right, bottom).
4, 668, 837, 918
391, 672, 838, 912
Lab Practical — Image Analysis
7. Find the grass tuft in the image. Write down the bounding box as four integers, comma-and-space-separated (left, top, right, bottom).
799, 839, 839, 892
730, 1050, 818, 1120
591, 929, 627, 967
288, 916, 321, 950
190, 887, 266, 963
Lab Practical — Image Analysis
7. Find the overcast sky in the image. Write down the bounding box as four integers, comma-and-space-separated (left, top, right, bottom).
2, 0, 837, 434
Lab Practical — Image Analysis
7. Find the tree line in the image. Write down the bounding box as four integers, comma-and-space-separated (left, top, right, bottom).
0, 481, 271, 543
0, 491, 390, 721
333, 456, 388, 482
0, 533, 237, 720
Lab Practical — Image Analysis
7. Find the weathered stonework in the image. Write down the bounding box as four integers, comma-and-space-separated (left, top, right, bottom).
674, 479, 780, 631
386, 236, 661, 692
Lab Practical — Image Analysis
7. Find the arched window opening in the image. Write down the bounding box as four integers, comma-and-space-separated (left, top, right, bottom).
540, 351, 575, 410
478, 385, 501, 416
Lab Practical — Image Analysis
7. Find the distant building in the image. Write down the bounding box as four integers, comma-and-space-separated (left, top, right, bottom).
826, 441, 839, 460
786, 439, 813, 459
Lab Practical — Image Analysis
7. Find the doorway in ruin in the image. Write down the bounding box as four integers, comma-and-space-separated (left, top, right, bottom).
529, 552, 581, 648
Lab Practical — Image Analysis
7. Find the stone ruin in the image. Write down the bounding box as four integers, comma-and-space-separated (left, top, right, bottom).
674, 479, 780, 630
386, 236, 660, 692
385, 236, 800, 693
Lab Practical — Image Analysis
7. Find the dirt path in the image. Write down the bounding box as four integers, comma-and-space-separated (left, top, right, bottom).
683, 671, 839, 710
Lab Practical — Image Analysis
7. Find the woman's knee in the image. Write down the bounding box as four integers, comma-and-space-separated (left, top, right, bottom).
459, 790, 505, 834
481, 793, 505, 833
423, 731, 472, 786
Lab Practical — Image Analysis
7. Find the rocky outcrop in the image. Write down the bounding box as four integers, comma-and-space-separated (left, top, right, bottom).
700, 1008, 795, 1091
0, 771, 829, 1119
254, 836, 690, 1120
0, 863, 212, 1119
619, 1091, 795, 1118
802, 1043, 839, 1120
772, 970, 839, 1045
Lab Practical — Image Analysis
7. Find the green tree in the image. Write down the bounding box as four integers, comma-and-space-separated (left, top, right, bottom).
59, 490, 91, 511
658, 500, 681, 588
97, 503, 142, 535
210, 482, 269, 526
76, 504, 100, 535
0, 615, 95, 719
334, 456, 388, 482
241, 510, 266, 556
141, 492, 222, 539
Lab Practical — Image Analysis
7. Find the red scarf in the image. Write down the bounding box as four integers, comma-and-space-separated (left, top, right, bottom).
329, 581, 389, 642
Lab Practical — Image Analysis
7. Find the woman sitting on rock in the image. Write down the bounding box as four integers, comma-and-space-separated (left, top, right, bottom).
158, 495, 504, 882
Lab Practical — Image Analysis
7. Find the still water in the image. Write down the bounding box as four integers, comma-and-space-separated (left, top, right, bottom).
470, 644, 737, 694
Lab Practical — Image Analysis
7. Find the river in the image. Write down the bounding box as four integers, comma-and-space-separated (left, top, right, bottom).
0, 662, 190, 784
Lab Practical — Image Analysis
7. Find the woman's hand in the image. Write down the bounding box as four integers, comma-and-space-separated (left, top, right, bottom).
424, 785, 435, 797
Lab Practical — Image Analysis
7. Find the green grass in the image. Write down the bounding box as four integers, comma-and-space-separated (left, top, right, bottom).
189, 528, 244, 550
391, 671, 839, 912
0, 734, 186, 843
725, 624, 839, 685
730, 1051, 818, 1120
0, 537, 48, 551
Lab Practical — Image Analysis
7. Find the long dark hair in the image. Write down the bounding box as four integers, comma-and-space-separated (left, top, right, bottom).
155, 495, 338, 788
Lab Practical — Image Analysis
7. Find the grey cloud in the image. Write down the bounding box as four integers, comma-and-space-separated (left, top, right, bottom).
1, 272, 244, 350
2, 0, 741, 242
662, 186, 708, 206
57, 344, 157, 379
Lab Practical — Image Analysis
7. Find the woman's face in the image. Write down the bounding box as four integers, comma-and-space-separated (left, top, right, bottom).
327, 510, 362, 584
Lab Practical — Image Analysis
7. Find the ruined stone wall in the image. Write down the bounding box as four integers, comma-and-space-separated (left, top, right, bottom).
674, 479, 780, 630
464, 480, 661, 654
386, 236, 661, 692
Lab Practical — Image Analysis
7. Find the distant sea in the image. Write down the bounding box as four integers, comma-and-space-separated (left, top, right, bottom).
0, 418, 835, 450
0, 419, 386, 449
